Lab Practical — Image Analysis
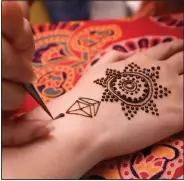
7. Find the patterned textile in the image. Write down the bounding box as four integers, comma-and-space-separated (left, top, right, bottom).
18, 14, 183, 179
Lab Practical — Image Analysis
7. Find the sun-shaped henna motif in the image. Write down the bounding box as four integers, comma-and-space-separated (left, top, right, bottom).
94, 62, 171, 120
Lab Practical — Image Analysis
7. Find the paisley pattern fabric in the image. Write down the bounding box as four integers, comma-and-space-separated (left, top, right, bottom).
89, 35, 177, 68
18, 14, 183, 179
150, 14, 184, 28
85, 136, 183, 179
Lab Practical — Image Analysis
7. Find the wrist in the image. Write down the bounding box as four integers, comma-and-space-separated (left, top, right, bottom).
2, 88, 107, 179
28, 90, 105, 178
2, 105, 104, 179
53, 117, 102, 178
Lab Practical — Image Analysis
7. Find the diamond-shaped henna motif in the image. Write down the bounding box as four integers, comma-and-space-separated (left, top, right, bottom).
66, 98, 101, 118
66, 100, 92, 117
79, 97, 101, 116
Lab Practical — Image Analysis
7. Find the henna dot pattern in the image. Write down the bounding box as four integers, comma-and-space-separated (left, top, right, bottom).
94, 63, 171, 120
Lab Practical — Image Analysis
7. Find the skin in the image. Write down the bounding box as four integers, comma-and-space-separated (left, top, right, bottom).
2, 1, 52, 146
2, 40, 183, 179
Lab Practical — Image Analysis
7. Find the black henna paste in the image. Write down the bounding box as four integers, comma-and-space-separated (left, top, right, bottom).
66, 97, 100, 118
94, 62, 171, 120
54, 113, 65, 120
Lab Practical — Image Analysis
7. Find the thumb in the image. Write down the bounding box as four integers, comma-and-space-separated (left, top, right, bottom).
2, 1, 34, 50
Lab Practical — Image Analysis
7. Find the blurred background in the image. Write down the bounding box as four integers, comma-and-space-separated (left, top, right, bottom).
29, 0, 184, 24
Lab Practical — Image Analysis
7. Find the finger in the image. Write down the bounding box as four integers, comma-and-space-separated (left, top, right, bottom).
14, 18, 35, 51
167, 51, 183, 75
88, 50, 134, 70
2, 1, 23, 42
98, 50, 136, 65
95, 51, 123, 66
2, 118, 54, 146
16, 1, 29, 18
85, 50, 124, 73
2, 1, 34, 50
144, 39, 183, 60
2, 111, 17, 123
84, 50, 138, 75
2, 37, 34, 82
2, 80, 26, 111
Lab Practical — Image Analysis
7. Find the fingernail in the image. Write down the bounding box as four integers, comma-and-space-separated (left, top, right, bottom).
34, 125, 55, 138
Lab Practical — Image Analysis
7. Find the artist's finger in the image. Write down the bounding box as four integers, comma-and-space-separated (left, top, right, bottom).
2, 111, 17, 122
2, 37, 34, 83
2, 1, 34, 50
2, 1, 23, 43
167, 51, 183, 75
2, 80, 26, 111
14, 18, 35, 52
2, 118, 54, 146
144, 39, 183, 60
16, 1, 29, 19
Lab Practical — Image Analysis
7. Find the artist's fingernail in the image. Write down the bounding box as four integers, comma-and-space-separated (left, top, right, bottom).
34, 125, 55, 138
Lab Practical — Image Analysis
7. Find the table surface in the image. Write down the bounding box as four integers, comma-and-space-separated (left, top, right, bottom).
19, 14, 184, 179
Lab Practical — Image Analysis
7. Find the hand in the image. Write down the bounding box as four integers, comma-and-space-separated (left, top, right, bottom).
4, 40, 182, 179
2, 1, 34, 110
75, 39, 183, 158
44, 39, 182, 160
2, 1, 52, 146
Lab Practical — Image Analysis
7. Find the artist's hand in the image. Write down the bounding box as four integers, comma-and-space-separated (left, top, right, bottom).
2, 2, 52, 147
16, 1, 30, 19
2, 1, 34, 110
